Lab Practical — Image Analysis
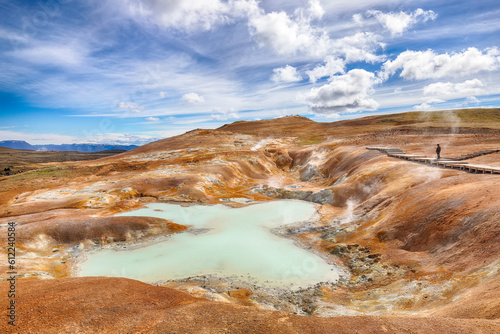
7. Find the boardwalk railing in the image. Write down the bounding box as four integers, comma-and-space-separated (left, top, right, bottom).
366, 147, 500, 174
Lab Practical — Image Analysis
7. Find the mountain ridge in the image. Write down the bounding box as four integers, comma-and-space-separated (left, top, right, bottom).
0, 140, 138, 152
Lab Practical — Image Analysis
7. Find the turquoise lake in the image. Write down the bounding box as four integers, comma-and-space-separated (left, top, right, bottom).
78, 200, 340, 288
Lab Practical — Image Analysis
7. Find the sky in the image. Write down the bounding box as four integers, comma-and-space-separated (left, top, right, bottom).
1, 0, 500, 145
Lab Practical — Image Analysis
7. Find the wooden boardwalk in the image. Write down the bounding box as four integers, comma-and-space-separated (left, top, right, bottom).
367, 147, 500, 174
453, 149, 500, 161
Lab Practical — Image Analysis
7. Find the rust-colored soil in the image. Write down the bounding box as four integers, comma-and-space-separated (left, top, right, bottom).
1, 277, 499, 334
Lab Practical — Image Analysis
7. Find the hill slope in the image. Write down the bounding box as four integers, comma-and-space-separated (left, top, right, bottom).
2, 277, 499, 333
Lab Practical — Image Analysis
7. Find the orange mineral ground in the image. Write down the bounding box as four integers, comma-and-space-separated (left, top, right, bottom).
1, 109, 500, 333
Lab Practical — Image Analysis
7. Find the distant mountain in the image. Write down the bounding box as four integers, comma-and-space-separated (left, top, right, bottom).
0, 140, 138, 152
0, 140, 36, 150
34, 144, 138, 152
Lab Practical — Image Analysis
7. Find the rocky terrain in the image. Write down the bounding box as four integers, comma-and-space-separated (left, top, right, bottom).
1, 109, 500, 333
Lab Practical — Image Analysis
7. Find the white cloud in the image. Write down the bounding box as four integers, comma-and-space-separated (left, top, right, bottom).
322, 1, 415, 14
9, 44, 86, 67
117, 101, 144, 113
248, 3, 384, 62
467, 96, 480, 104
305, 0, 325, 20
382, 47, 500, 80
352, 13, 363, 25
182, 92, 205, 104
364, 8, 437, 36
305, 69, 380, 114
292, 0, 325, 22
330, 32, 385, 63
0, 130, 77, 145
300, 32, 384, 87
146, 116, 160, 122
0, 129, 155, 147
248, 9, 328, 56
410, 80, 485, 112
427, 98, 446, 104
123, 0, 382, 66
80, 132, 157, 145
0, 27, 31, 43
211, 108, 239, 121
125, 0, 236, 31
6, 0, 500, 137
314, 112, 341, 119
423, 79, 486, 99
271, 65, 302, 83
307, 56, 345, 83
413, 103, 432, 111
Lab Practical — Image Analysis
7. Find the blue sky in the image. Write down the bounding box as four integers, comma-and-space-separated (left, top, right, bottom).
1, 0, 500, 145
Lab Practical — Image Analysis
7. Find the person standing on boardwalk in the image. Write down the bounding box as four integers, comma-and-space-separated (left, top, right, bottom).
436, 144, 441, 159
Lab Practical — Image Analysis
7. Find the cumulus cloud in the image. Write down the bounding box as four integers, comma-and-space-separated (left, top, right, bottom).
304, 0, 325, 20
411, 79, 485, 111
307, 56, 345, 83
271, 65, 302, 83
248, 9, 329, 56
423, 79, 486, 99
305, 69, 380, 114
182, 92, 205, 104
330, 32, 385, 63
248, 5, 384, 62
364, 8, 437, 36
146, 116, 160, 122
381, 47, 500, 80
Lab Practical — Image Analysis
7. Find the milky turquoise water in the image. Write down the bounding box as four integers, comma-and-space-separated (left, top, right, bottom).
78, 200, 339, 288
